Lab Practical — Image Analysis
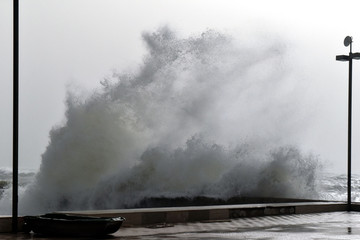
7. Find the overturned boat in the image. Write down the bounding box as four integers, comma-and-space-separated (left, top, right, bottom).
23, 213, 125, 236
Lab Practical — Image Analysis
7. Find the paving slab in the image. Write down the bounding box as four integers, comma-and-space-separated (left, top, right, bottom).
113, 211, 360, 239
1, 211, 360, 239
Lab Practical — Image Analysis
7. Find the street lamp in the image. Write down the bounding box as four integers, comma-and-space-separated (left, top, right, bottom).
336, 36, 360, 211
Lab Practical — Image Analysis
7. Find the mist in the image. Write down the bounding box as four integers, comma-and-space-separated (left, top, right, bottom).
0, 27, 323, 214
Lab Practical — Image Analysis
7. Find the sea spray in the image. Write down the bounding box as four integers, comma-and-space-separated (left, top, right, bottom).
88, 141, 320, 209
3, 27, 322, 214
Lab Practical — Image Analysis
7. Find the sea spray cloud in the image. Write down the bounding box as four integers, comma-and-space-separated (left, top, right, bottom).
13, 27, 321, 214
88, 140, 320, 209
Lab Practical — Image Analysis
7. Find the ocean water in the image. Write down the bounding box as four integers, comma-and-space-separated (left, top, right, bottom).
320, 173, 360, 202
0, 168, 35, 193
0, 167, 356, 215
0, 168, 36, 212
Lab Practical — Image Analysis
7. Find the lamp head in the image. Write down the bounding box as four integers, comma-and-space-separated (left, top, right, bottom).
344, 36, 353, 47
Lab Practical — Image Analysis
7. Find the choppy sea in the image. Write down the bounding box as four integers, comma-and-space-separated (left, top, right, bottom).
1, 167, 360, 207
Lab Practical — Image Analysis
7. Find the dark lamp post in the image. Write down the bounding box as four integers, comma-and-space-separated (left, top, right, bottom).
336, 36, 360, 211
12, 0, 19, 233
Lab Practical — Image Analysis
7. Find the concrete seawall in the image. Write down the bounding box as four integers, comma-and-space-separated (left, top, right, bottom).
58, 202, 347, 227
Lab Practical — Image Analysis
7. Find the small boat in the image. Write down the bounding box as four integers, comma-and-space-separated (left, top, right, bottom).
23, 213, 125, 236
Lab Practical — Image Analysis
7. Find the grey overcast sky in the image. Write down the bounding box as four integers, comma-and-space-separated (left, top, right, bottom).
1, 0, 360, 173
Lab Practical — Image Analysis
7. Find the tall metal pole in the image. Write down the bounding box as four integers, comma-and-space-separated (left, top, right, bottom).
12, 0, 19, 233
348, 50, 352, 211
336, 36, 360, 211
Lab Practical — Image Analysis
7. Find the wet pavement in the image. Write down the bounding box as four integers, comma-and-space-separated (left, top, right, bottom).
2, 211, 360, 239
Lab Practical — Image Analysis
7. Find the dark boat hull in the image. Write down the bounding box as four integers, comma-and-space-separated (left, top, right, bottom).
23, 213, 125, 236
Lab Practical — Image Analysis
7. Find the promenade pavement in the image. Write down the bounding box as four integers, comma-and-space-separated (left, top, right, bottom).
1, 211, 360, 239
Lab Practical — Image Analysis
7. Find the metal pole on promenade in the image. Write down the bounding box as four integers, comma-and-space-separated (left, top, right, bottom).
348, 50, 352, 211
12, 0, 19, 233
